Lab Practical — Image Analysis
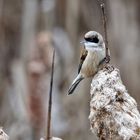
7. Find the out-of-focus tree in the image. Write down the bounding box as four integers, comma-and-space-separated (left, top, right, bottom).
108, 0, 140, 105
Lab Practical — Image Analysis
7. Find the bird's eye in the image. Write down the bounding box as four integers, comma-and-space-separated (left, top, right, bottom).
85, 36, 99, 43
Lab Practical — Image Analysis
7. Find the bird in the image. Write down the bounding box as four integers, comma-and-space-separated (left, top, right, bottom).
68, 31, 106, 95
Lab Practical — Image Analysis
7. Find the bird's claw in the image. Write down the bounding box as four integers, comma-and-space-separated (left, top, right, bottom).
105, 55, 110, 63
105, 65, 114, 73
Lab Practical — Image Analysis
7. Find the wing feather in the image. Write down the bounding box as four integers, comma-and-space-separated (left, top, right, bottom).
78, 48, 88, 74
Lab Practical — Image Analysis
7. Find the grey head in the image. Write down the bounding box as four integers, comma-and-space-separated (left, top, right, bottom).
83, 31, 105, 51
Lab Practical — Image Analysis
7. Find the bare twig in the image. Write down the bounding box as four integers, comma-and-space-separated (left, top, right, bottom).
97, 0, 110, 63
46, 49, 55, 140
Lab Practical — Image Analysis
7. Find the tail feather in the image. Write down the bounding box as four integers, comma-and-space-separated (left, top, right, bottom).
68, 74, 84, 95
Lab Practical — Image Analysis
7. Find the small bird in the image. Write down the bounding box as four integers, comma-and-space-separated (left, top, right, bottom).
68, 31, 106, 95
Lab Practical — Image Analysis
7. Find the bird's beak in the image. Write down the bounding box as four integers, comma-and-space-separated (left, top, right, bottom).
80, 40, 86, 49
80, 40, 86, 44
80, 40, 98, 46
84, 42, 99, 51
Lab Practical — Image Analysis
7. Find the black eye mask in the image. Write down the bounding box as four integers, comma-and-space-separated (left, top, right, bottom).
85, 36, 99, 43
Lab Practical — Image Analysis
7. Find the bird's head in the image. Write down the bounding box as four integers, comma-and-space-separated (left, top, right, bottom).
81, 31, 105, 51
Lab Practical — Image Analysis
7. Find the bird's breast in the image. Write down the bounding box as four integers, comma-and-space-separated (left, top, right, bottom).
81, 51, 103, 77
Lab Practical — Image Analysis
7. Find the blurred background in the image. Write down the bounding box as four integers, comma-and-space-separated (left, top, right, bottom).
0, 0, 140, 139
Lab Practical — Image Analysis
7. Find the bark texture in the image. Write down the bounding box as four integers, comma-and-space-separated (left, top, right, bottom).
89, 66, 140, 140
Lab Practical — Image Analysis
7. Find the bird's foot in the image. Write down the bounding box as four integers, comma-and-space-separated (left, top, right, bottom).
105, 55, 110, 63
98, 55, 113, 72
104, 64, 114, 73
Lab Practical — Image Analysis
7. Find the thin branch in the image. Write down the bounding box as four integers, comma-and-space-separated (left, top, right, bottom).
46, 49, 55, 140
97, 0, 110, 63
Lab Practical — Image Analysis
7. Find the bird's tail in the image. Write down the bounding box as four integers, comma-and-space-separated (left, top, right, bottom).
68, 74, 84, 95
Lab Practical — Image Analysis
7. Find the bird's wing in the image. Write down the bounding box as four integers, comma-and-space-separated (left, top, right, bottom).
78, 48, 88, 74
